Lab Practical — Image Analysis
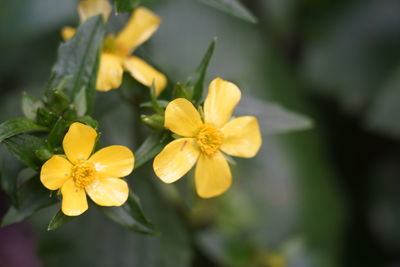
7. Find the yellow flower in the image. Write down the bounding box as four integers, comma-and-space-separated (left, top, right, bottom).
40, 122, 134, 216
62, 1, 167, 95
153, 78, 262, 198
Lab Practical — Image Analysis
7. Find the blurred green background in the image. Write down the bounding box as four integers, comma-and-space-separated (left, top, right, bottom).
1, 0, 400, 266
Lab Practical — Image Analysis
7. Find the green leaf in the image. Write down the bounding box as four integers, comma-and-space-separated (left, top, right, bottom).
0, 118, 47, 143
150, 83, 164, 114
21, 92, 44, 120
115, 0, 141, 13
198, 0, 258, 23
134, 131, 171, 169
0, 155, 25, 206
45, 15, 105, 115
1, 176, 56, 227
45, 118, 69, 150
173, 82, 193, 100
236, 96, 313, 134
45, 88, 70, 114
190, 38, 216, 104
100, 191, 158, 234
2, 134, 47, 170
47, 210, 74, 231
36, 107, 58, 127
140, 99, 169, 109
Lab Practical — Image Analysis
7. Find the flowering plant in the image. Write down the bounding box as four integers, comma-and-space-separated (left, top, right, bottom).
0, 0, 312, 265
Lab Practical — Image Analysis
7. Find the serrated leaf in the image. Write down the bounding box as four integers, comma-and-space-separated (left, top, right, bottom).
100, 191, 158, 234
1, 176, 56, 227
0, 118, 47, 143
115, 0, 141, 13
191, 38, 216, 104
236, 96, 313, 134
2, 134, 47, 170
198, 0, 258, 23
21, 92, 44, 120
134, 131, 171, 169
45, 15, 105, 115
47, 209, 74, 231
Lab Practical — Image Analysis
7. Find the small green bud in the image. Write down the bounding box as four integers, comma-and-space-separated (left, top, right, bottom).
141, 114, 164, 131
35, 148, 53, 162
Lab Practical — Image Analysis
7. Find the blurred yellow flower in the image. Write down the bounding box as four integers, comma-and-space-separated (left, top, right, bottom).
62, 0, 167, 95
153, 78, 262, 198
40, 122, 134, 216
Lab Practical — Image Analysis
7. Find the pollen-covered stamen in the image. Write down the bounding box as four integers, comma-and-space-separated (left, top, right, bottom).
196, 124, 224, 156
72, 161, 96, 188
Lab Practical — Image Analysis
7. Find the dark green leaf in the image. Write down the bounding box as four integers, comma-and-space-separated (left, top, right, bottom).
173, 82, 193, 100
21, 92, 44, 120
2, 134, 47, 170
236, 96, 313, 134
0, 155, 25, 206
134, 131, 171, 169
100, 191, 158, 234
191, 38, 216, 104
115, 0, 141, 13
140, 99, 169, 109
45, 15, 105, 115
150, 82, 164, 114
36, 107, 58, 127
198, 0, 258, 23
1, 176, 56, 227
47, 210, 74, 231
45, 88, 70, 114
0, 118, 47, 143
45, 118, 69, 150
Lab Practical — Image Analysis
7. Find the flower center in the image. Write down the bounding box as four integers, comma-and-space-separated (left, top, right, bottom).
196, 124, 224, 156
72, 161, 96, 188
103, 35, 119, 54
103, 35, 128, 56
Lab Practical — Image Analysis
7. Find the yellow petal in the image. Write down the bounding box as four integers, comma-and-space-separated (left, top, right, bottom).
40, 155, 73, 190
61, 178, 88, 216
204, 78, 241, 128
61, 26, 76, 41
63, 122, 97, 164
88, 145, 134, 178
164, 98, 203, 137
123, 56, 167, 96
195, 151, 232, 198
116, 7, 161, 55
153, 138, 199, 183
85, 178, 128, 206
78, 0, 112, 23
96, 53, 124, 92
220, 116, 262, 158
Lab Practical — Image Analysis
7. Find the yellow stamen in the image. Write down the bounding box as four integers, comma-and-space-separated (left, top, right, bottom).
72, 161, 96, 188
196, 124, 224, 156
